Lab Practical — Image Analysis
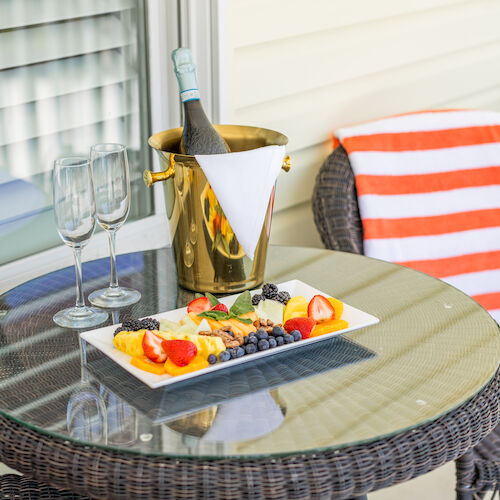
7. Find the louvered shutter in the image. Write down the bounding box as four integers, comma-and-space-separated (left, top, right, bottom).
0, 0, 152, 265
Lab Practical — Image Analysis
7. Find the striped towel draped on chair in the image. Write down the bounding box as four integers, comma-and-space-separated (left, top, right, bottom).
334, 109, 500, 322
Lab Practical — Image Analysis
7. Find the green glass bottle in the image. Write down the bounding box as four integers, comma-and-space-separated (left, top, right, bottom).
171, 48, 229, 155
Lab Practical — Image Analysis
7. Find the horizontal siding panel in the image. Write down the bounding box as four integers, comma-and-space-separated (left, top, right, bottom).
0, 51, 136, 109
0, 16, 133, 70
274, 142, 331, 213
270, 201, 323, 248
442, 86, 500, 111
228, 0, 469, 48
232, 1, 500, 109
0, 83, 138, 147
234, 41, 500, 153
1, 0, 134, 30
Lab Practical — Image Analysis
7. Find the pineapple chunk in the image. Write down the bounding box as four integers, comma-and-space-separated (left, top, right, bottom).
113, 330, 146, 357
113, 330, 226, 360
157, 331, 225, 358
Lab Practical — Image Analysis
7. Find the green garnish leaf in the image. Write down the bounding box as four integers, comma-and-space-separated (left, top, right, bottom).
205, 292, 220, 307
195, 293, 204, 299
229, 313, 253, 324
229, 290, 254, 316
198, 310, 229, 321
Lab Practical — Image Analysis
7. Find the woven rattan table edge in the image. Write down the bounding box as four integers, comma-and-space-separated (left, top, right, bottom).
0, 367, 499, 499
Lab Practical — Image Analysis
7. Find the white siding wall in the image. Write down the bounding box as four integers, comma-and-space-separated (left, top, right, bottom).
222, 0, 500, 248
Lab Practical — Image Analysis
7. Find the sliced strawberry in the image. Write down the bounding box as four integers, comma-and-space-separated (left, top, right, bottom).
211, 303, 228, 314
142, 330, 167, 363
283, 317, 316, 339
162, 339, 197, 367
187, 296, 211, 314
307, 295, 335, 322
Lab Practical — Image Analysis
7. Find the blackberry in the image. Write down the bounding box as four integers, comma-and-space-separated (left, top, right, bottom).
113, 327, 125, 337
120, 319, 143, 332
208, 354, 217, 364
276, 291, 291, 305
262, 283, 279, 300
140, 317, 160, 331
252, 294, 263, 306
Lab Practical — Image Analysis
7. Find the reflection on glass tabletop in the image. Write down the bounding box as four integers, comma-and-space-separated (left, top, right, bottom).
0, 246, 498, 459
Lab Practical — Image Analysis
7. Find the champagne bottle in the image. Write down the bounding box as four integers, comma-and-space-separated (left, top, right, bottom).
171, 48, 230, 155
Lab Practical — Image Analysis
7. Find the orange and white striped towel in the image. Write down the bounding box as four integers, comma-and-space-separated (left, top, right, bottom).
334, 109, 500, 322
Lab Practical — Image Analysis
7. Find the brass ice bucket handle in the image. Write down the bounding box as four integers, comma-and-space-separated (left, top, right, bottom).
143, 153, 291, 187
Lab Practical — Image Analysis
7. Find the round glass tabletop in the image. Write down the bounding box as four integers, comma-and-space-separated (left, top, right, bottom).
0, 246, 498, 459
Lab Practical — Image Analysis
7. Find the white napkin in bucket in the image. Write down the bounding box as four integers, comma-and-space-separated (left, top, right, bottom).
195, 145, 286, 260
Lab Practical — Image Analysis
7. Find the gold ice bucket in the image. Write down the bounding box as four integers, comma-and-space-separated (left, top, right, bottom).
145, 125, 290, 293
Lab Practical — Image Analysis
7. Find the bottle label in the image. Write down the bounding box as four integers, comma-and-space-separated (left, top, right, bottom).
180, 89, 200, 102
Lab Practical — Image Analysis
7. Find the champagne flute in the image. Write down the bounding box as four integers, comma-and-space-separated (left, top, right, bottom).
53, 157, 108, 328
88, 144, 141, 308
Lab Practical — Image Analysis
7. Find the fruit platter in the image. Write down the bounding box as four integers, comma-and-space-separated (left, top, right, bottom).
80, 280, 379, 388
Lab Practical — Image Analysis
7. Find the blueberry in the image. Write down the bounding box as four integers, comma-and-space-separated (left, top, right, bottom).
245, 343, 257, 354
227, 330, 234, 337
268, 337, 277, 348
258, 339, 270, 351
284, 334, 294, 344
247, 335, 258, 345
207, 354, 217, 364
256, 329, 269, 341
228, 348, 238, 359
291, 329, 302, 342
243, 335, 249, 345
275, 336, 284, 346
271, 326, 284, 337
219, 351, 231, 362
235, 346, 245, 358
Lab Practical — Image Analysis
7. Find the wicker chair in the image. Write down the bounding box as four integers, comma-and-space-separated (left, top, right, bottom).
312, 145, 500, 500
0, 473, 88, 499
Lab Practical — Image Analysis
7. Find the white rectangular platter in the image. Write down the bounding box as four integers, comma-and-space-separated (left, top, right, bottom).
80, 279, 379, 389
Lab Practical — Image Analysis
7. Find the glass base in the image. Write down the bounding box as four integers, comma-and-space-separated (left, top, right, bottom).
53, 306, 108, 329
88, 287, 141, 308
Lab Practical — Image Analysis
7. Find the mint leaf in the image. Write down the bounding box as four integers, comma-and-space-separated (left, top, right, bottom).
229, 290, 254, 316
228, 313, 253, 325
205, 292, 219, 307
198, 310, 229, 321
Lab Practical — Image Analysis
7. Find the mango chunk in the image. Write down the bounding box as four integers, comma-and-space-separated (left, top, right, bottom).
164, 354, 209, 376
311, 319, 348, 337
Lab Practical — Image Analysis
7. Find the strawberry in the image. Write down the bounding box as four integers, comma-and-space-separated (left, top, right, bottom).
283, 317, 316, 339
142, 330, 167, 363
162, 339, 197, 367
187, 296, 211, 314
307, 295, 335, 322
211, 303, 228, 314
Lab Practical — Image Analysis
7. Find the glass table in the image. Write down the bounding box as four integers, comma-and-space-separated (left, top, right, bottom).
0, 246, 499, 499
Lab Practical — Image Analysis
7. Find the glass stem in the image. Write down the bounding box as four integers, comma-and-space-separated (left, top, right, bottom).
108, 230, 118, 289
73, 246, 85, 309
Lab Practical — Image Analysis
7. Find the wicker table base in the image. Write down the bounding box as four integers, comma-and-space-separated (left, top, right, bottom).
1, 369, 498, 499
